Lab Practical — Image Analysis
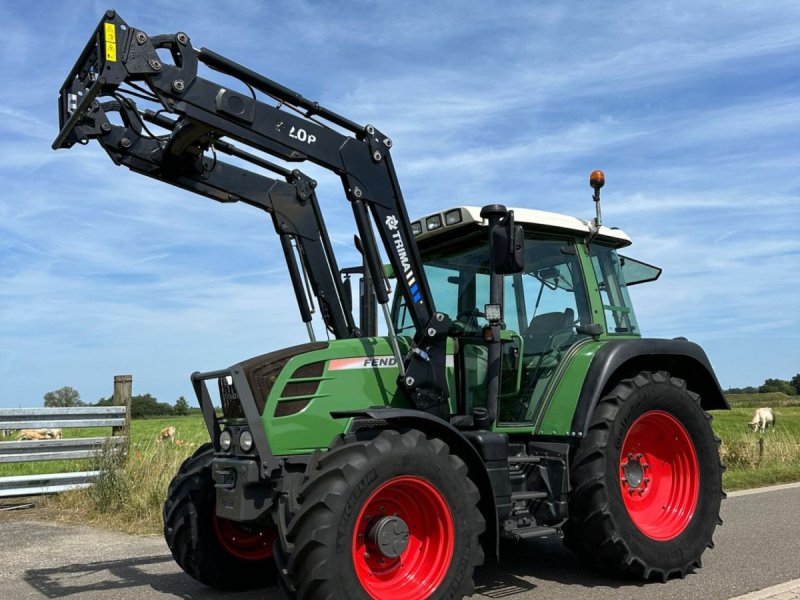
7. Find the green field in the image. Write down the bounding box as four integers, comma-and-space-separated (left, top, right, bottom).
710, 406, 800, 490
725, 392, 800, 408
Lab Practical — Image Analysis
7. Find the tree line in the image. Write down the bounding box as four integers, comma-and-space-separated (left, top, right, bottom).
724, 374, 800, 396
43, 386, 195, 419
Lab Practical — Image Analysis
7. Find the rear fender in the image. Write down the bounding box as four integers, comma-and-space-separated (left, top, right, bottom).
571, 338, 729, 435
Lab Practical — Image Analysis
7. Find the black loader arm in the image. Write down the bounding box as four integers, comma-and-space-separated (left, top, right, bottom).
53, 10, 450, 416
92, 99, 355, 340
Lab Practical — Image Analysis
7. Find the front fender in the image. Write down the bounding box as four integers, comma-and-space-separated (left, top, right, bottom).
332, 408, 502, 563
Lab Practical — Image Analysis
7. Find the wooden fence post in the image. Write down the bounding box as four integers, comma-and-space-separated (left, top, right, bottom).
113, 375, 132, 454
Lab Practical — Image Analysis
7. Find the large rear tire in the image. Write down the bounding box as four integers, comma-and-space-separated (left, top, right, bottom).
563, 371, 724, 581
163, 443, 277, 590
275, 429, 485, 599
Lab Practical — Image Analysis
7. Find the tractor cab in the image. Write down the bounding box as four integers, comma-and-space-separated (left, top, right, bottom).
392, 205, 662, 426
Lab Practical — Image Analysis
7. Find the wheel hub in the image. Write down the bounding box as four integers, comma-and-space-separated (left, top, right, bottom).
366, 515, 410, 558
620, 453, 649, 493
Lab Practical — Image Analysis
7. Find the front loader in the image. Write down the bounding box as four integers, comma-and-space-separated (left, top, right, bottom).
54, 11, 728, 599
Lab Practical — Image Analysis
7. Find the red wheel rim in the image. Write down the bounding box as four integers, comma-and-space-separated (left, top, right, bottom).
352, 476, 454, 600
619, 410, 700, 541
213, 513, 277, 561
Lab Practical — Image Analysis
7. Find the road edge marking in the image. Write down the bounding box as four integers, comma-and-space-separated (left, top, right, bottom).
727, 578, 800, 599
727, 481, 800, 498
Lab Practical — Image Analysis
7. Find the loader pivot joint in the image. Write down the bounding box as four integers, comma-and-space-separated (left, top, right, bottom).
399, 312, 451, 419
364, 124, 389, 162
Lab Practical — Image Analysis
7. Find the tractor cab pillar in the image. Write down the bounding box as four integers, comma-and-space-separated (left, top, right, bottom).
479, 205, 525, 427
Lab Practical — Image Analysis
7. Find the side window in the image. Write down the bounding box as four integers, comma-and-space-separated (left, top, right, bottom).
517, 240, 590, 354
590, 245, 640, 335
497, 238, 592, 425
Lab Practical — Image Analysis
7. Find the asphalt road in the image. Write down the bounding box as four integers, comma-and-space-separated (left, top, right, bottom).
0, 483, 798, 599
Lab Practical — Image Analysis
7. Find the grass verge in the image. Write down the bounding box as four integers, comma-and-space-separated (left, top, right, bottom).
0, 416, 207, 534
43, 439, 199, 535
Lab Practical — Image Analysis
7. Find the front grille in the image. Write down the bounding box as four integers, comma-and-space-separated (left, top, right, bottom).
246, 361, 287, 414
218, 377, 245, 419
291, 361, 325, 378
274, 399, 311, 417
239, 342, 328, 415
281, 380, 320, 398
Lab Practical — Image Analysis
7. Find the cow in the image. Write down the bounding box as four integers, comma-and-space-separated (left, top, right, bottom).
17, 428, 58, 441
748, 407, 776, 433
157, 426, 177, 443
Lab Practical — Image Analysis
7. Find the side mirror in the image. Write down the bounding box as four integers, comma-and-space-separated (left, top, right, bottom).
489, 210, 524, 274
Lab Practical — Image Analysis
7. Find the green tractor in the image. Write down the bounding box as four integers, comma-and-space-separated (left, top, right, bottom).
54, 12, 726, 599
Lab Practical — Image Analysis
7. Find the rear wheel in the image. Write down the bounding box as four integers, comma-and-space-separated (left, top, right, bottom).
564, 371, 724, 581
163, 443, 277, 590
275, 429, 485, 599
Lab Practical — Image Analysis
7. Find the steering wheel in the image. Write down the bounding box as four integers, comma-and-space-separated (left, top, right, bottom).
455, 308, 486, 334
544, 317, 581, 353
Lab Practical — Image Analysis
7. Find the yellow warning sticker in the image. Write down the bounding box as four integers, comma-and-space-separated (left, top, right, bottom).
104, 22, 116, 62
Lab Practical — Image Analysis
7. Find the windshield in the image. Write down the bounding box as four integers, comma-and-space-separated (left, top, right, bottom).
392, 232, 591, 336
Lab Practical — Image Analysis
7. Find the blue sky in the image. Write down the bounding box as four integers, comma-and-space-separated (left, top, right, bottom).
0, 1, 798, 407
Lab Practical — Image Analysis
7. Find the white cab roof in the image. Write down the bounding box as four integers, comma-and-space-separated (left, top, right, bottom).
412, 205, 631, 248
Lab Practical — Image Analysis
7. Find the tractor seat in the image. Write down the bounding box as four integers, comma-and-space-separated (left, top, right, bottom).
524, 308, 574, 356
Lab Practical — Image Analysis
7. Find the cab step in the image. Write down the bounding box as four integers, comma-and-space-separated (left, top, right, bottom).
510, 490, 547, 501
502, 526, 559, 541
508, 455, 541, 465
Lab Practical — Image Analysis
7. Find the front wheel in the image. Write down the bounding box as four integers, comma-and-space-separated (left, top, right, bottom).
564, 371, 724, 581
163, 443, 277, 590
275, 429, 485, 599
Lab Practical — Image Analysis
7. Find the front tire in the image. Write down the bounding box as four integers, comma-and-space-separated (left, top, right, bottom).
275, 429, 485, 599
163, 443, 277, 590
564, 371, 724, 581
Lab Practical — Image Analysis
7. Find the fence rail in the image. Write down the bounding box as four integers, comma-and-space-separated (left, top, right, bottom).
0, 406, 127, 430
0, 437, 127, 463
0, 375, 132, 498
0, 471, 101, 498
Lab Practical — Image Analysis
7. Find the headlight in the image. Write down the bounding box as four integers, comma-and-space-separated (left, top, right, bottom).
444, 209, 462, 225
239, 430, 254, 452
219, 429, 232, 452
426, 215, 442, 231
